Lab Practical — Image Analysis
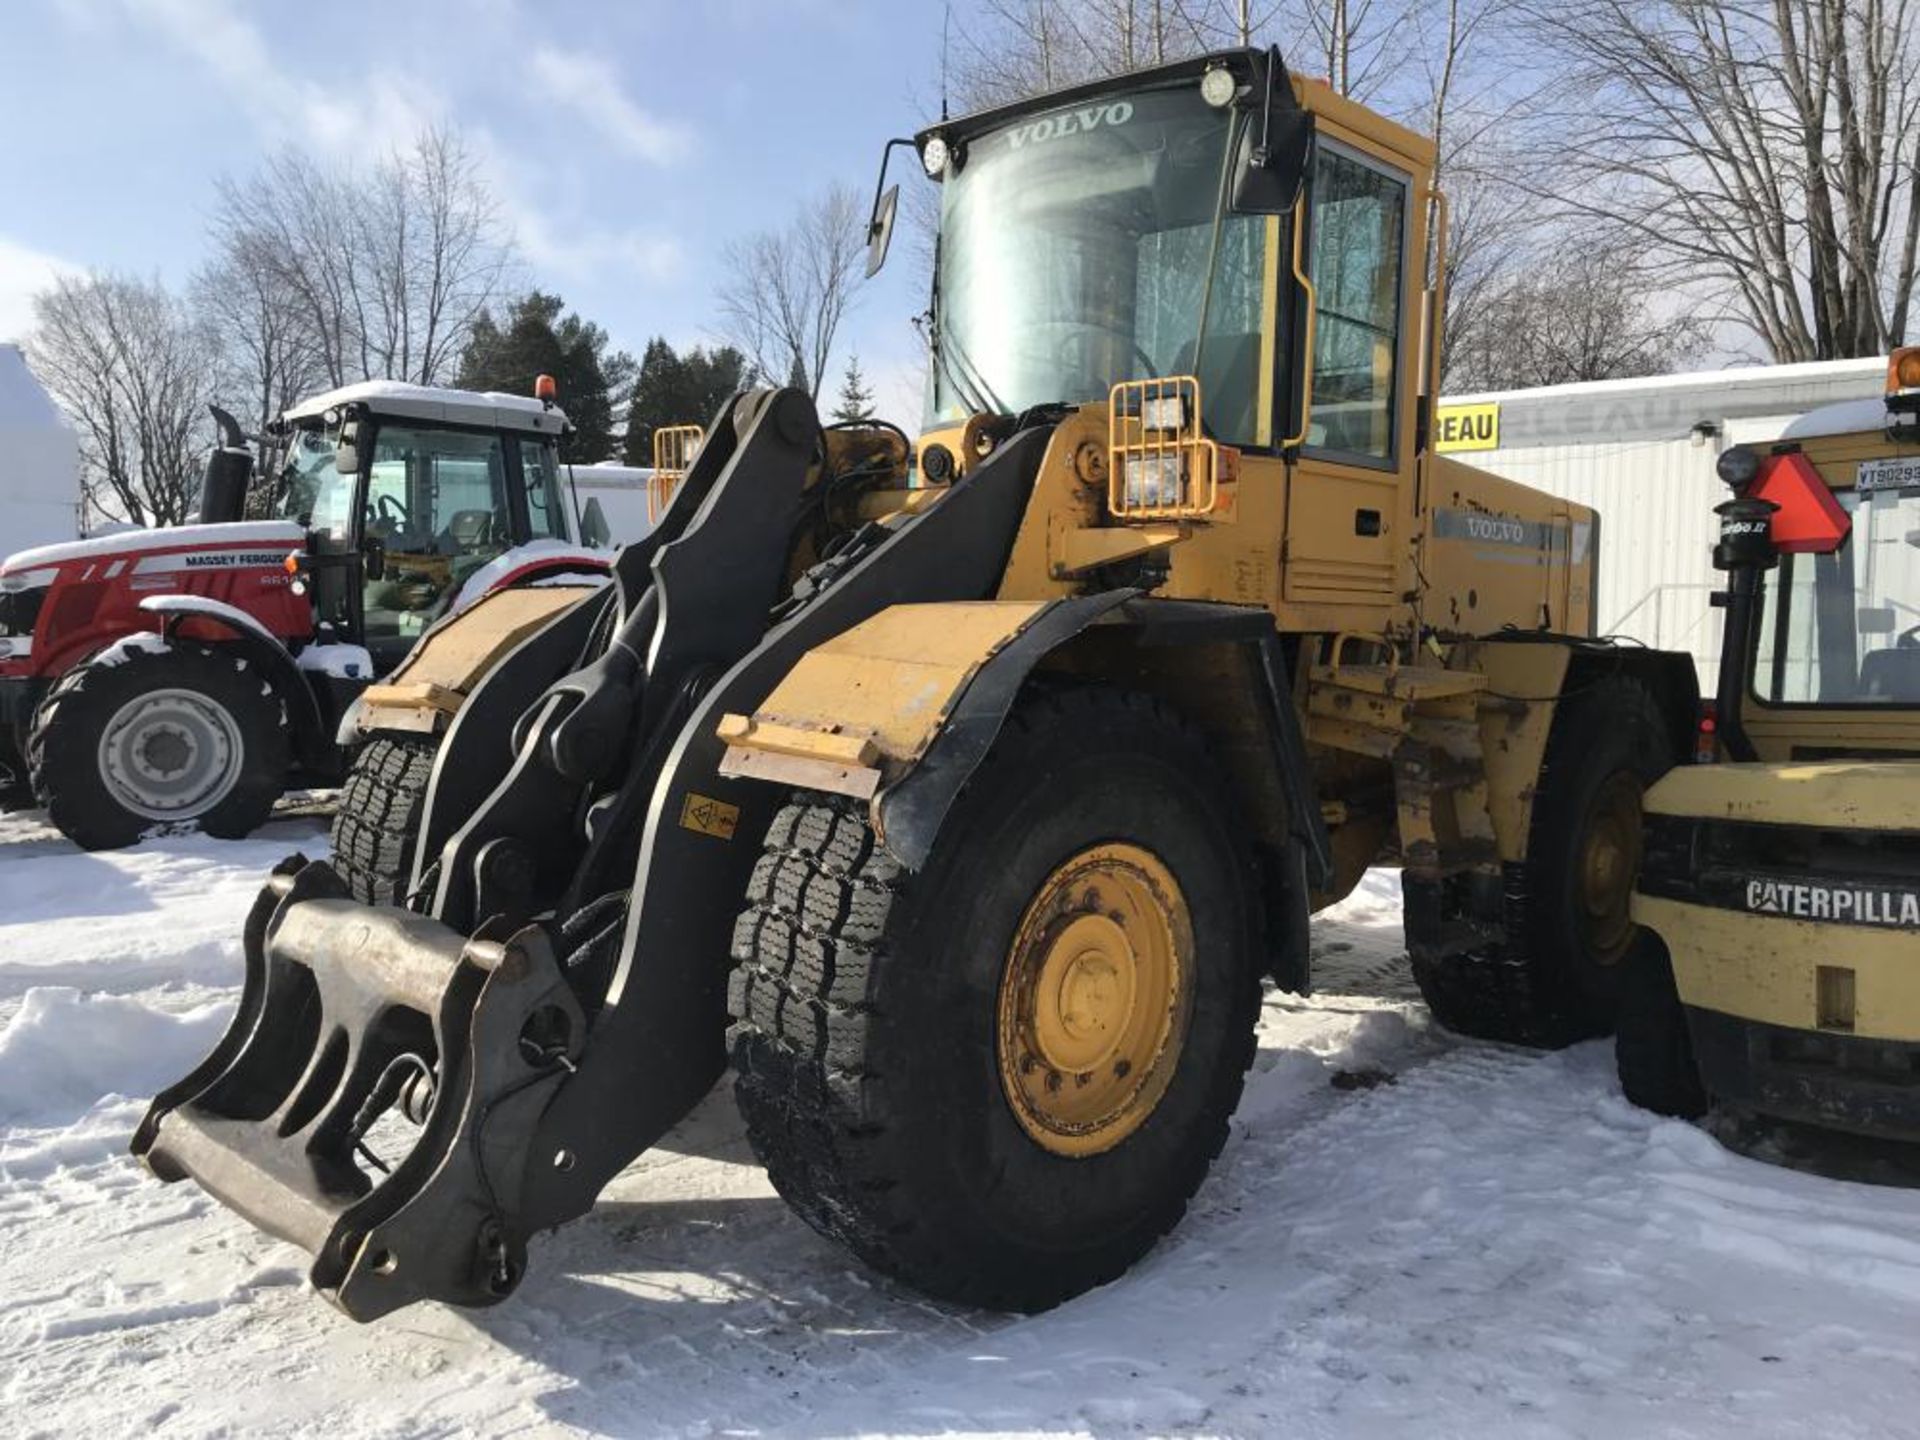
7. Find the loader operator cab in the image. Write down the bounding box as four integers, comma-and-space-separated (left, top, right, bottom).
905, 51, 1414, 467
271, 383, 578, 671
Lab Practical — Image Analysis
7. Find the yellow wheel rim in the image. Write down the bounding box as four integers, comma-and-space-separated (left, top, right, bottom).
996, 843, 1194, 1158
1581, 770, 1646, 965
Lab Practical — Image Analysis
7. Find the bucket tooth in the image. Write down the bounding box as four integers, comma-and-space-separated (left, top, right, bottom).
132, 860, 585, 1321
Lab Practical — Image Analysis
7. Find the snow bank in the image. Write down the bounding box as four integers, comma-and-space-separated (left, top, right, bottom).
0, 987, 229, 1128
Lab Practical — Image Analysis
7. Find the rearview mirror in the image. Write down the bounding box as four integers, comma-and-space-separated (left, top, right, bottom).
335, 417, 362, 476
581, 496, 611, 548
1859, 606, 1898, 635
1230, 47, 1314, 215
867, 184, 900, 279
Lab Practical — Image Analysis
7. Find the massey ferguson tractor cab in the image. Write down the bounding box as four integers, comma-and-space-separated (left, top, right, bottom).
1619, 351, 1920, 1138
0, 380, 606, 848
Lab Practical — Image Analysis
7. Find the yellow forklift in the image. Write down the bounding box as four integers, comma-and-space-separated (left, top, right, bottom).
1620, 352, 1920, 1136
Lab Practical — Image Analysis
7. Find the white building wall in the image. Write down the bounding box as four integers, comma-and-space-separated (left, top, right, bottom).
1444, 359, 1889, 689
0, 343, 80, 552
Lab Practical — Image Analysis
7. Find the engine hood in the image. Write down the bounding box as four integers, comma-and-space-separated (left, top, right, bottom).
1647, 760, 1920, 833
1, 521, 305, 578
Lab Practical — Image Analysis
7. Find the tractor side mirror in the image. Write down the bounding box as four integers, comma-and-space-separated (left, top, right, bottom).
362, 536, 386, 583
335, 418, 362, 476
580, 497, 612, 548
867, 184, 900, 279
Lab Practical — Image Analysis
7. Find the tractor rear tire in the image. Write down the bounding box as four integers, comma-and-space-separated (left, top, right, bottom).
1405, 674, 1678, 1048
1614, 934, 1708, 1119
331, 735, 439, 907
28, 642, 288, 851
728, 687, 1263, 1312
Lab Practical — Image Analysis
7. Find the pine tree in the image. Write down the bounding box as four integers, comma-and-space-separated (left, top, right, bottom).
621, 339, 755, 467
831, 354, 875, 423
455, 291, 635, 461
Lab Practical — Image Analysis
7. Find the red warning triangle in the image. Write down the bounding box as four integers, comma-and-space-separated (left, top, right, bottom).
1752, 452, 1852, 554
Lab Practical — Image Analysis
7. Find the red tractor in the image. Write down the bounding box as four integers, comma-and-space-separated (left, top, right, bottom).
0, 381, 610, 848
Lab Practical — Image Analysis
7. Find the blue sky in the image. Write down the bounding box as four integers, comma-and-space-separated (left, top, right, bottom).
0, 0, 944, 422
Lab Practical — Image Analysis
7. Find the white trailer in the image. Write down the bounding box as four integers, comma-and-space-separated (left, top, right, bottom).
568, 462, 659, 547
0, 344, 80, 550
1440, 358, 1888, 687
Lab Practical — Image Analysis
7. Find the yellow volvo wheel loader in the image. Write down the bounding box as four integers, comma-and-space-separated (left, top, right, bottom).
1618, 353, 1920, 1137
134, 49, 1697, 1321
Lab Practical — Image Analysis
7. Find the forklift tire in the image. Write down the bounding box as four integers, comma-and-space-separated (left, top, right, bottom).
1406, 674, 1678, 1048
728, 687, 1263, 1312
330, 735, 439, 907
28, 643, 288, 851
1614, 933, 1708, 1119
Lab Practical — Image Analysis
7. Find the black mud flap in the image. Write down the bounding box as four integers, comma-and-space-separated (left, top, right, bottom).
133, 856, 585, 1321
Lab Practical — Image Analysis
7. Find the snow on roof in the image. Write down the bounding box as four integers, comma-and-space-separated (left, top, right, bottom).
1780, 396, 1893, 442
279, 380, 570, 436
1444, 355, 1887, 408
1444, 356, 1891, 449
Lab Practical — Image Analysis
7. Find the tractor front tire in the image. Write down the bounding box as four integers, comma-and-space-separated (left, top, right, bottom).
28, 643, 288, 851
1406, 674, 1679, 1048
728, 687, 1264, 1312
331, 735, 439, 907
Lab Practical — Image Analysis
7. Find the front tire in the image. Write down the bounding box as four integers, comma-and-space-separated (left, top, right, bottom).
728, 688, 1263, 1311
330, 735, 439, 907
27, 643, 288, 850
1614, 934, 1708, 1118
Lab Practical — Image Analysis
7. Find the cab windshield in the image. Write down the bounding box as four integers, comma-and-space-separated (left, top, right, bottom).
277, 421, 357, 536
1755, 483, 1920, 704
929, 83, 1268, 442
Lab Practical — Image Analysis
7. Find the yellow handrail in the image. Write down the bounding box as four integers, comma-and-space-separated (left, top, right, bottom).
1281, 206, 1317, 451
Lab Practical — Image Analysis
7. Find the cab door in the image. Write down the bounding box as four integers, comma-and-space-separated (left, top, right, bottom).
1280, 134, 1418, 620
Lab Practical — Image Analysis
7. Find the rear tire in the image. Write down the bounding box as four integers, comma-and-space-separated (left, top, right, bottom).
1406, 674, 1678, 1047
1614, 934, 1708, 1118
330, 735, 438, 907
28, 642, 288, 850
728, 688, 1264, 1311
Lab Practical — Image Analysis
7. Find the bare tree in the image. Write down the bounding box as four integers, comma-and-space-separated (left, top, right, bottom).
208, 126, 514, 391
1522, 0, 1920, 361
193, 236, 323, 464
27, 273, 217, 528
717, 183, 869, 399
1446, 241, 1714, 390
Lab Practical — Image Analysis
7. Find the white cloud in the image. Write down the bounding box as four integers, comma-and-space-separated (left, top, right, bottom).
528, 47, 691, 165
121, 0, 441, 156
0, 237, 83, 343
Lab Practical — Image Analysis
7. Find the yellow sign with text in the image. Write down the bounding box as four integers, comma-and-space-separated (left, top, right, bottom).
1434, 403, 1501, 454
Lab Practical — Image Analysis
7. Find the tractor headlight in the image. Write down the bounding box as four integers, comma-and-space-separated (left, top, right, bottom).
921, 135, 951, 177
1200, 67, 1237, 108
1123, 452, 1185, 510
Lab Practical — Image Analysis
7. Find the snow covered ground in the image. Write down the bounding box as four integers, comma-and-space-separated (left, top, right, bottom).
3, 808, 1919, 1439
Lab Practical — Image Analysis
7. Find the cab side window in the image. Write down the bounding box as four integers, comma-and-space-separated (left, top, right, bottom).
1306, 143, 1407, 463
519, 440, 567, 541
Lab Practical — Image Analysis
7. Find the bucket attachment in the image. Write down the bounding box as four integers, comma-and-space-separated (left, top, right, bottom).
133, 855, 585, 1320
